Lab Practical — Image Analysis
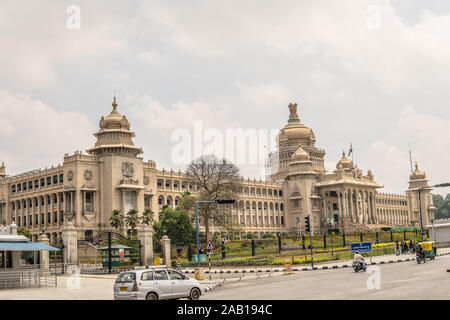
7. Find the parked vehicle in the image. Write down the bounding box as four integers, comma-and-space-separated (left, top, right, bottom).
352, 261, 367, 272
113, 266, 205, 300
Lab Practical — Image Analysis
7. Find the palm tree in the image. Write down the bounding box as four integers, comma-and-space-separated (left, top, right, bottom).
125, 209, 140, 236
109, 210, 124, 231
140, 208, 154, 226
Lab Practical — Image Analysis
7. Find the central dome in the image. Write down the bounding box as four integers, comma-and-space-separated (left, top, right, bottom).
279, 103, 314, 141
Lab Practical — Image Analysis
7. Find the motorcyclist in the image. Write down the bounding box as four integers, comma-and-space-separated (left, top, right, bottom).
353, 251, 366, 269
417, 244, 425, 260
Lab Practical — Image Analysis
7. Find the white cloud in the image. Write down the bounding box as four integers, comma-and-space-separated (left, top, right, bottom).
0, 90, 95, 174
237, 82, 291, 106
127, 93, 241, 133
0, 2, 127, 88
136, 49, 163, 66
364, 105, 450, 195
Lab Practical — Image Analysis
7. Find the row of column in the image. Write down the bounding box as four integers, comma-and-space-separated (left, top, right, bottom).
322, 189, 377, 226
323, 189, 408, 227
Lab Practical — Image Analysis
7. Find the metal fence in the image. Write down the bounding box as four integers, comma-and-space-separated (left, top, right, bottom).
0, 268, 57, 289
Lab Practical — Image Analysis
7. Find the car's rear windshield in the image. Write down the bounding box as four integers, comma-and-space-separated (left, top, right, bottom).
116, 272, 136, 283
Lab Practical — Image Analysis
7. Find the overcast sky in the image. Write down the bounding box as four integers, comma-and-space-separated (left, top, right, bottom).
0, 0, 449, 195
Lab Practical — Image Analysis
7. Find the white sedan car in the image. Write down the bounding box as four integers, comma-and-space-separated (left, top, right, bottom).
114, 266, 205, 300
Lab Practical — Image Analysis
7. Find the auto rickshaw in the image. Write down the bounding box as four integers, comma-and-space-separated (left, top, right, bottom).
418, 241, 436, 260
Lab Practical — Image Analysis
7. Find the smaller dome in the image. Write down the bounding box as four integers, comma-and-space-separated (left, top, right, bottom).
410, 162, 426, 180
99, 97, 130, 130
337, 151, 353, 169
290, 144, 310, 162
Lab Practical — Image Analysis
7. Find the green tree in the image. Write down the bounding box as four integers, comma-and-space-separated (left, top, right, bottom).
153, 206, 195, 248
140, 208, 154, 226
109, 209, 124, 231
433, 193, 450, 219
125, 209, 140, 235
177, 191, 196, 212
17, 227, 31, 239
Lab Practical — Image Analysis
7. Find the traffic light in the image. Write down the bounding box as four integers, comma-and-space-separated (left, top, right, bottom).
305, 215, 311, 234
216, 199, 236, 204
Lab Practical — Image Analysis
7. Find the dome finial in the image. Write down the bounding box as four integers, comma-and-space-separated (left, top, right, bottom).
288, 103, 299, 121
112, 95, 118, 110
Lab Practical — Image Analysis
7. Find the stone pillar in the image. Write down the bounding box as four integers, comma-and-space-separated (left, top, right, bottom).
161, 235, 171, 267
62, 221, 78, 265
137, 225, 154, 266
75, 189, 82, 226
371, 193, 376, 224
355, 190, 361, 224
38, 233, 50, 275
361, 191, 366, 224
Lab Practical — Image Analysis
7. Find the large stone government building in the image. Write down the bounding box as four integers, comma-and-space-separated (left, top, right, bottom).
0, 98, 435, 241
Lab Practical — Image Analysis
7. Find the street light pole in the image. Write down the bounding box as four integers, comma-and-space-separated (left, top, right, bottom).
195, 200, 214, 269
418, 187, 424, 241
195, 199, 236, 269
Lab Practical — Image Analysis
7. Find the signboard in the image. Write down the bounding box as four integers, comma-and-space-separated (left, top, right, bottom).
206, 251, 213, 255
192, 254, 207, 263
118, 249, 125, 258
206, 240, 214, 250
350, 242, 372, 253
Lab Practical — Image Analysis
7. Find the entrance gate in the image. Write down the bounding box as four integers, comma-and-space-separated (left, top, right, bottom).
49, 238, 65, 273
77, 231, 141, 274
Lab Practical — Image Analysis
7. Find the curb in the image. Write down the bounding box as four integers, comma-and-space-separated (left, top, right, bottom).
203, 282, 219, 292
184, 251, 450, 273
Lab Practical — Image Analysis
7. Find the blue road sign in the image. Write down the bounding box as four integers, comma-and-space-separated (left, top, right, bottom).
351, 242, 372, 253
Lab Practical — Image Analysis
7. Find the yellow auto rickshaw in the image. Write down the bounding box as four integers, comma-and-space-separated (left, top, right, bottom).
418, 241, 436, 260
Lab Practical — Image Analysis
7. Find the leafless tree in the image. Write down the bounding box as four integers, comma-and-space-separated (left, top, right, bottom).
185, 155, 242, 240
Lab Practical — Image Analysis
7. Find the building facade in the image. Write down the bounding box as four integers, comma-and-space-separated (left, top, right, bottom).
0, 98, 435, 241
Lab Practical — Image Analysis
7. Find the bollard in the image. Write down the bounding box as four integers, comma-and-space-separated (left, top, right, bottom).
221, 241, 226, 260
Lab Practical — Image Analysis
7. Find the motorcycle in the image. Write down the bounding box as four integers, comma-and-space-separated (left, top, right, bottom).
416, 252, 426, 264
353, 261, 367, 272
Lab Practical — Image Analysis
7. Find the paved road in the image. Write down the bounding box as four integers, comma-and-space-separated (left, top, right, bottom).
205, 254, 450, 300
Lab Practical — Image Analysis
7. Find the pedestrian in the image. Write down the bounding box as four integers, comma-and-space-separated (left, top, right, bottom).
404, 242, 409, 254
401, 242, 405, 254
395, 241, 399, 255
409, 240, 413, 254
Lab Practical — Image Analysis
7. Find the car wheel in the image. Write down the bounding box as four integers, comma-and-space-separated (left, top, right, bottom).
146, 293, 158, 300
189, 288, 201, 300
